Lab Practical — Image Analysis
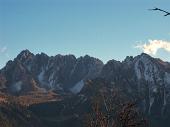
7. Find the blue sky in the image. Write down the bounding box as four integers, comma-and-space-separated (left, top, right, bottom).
0, 0, 170, 68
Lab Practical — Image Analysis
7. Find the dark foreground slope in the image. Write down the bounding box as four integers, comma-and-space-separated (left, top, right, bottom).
0, 102, 44, 127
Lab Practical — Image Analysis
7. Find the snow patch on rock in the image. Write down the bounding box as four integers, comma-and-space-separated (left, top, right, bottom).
48, 72, 56, 88
70, 80, 84, 94
38, 68, 45, 83
134, 60, 142, 79
149, 97, 154, 114
11, 81, 22, 92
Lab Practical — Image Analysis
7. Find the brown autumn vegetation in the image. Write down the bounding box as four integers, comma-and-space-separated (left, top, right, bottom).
86, 90, 148, 127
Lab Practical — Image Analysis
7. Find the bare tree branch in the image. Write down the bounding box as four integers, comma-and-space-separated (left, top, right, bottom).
149, 7, 170, 16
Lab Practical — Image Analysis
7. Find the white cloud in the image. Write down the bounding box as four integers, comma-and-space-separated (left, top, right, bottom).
135, 40, 170, 55
0, 46, 7, 53
0, 45, 9, 58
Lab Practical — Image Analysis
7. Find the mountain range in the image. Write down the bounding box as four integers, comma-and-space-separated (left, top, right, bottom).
0, 50, 170, 127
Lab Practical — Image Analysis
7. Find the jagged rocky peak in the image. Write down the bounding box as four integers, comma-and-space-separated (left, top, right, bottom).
79, 54, 94, 60
139, 52, 151, 57
77, 54, 103, 63
134, 53, 153, 62
102, 59, 121, 71
35, 52, 49, 60
34, 52, 49, 67
123, 53, 152, 65
100, 59, 122, 81
0, 50, 105, 95
16, 49, 34, 62
54, 54, 76, 58
52, 54, 77, 65
133, 53, 167, 82
74, 55, 104, 77
100, 52, 170, 85
124, 55, 133, 61
123, 56, 134, 65
80, 55, 103, 68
